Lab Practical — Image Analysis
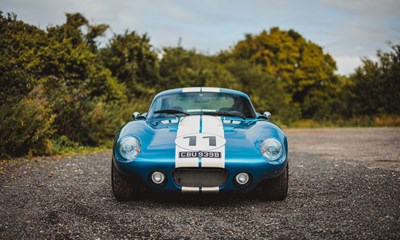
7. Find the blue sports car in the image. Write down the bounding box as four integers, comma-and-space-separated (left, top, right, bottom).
112, 87, 288, 201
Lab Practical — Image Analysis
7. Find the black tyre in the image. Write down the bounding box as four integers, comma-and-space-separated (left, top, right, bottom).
111, 161, 140, 201
258, 164, 288, 200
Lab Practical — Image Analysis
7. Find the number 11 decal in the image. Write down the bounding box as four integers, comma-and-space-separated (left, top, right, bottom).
183, 136, 216, 147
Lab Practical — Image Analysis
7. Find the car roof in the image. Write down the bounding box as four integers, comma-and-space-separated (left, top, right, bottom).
154, 87, 251, 99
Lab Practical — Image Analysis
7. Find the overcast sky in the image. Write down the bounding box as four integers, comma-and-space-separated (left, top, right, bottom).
2, 0, 399, 75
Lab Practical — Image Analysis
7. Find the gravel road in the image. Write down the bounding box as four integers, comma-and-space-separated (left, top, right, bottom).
1, 128, 399, 239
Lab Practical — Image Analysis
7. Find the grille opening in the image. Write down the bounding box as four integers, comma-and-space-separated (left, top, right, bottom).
173, 168, 228, 187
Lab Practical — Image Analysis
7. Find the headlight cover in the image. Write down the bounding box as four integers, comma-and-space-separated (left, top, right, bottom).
118, 136, 141, 161
260, 138, 283, 162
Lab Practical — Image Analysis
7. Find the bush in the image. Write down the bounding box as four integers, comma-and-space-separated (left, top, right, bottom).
75, 95, 154, 146
373, 115, 400, 127
0, 88, 55, 158
50, 135, 79, 155
83, 101, 127, 146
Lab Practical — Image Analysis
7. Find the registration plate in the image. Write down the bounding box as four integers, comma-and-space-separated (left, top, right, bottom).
179, 151, 221, 158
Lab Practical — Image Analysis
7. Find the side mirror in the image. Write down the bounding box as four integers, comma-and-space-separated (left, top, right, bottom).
133, 112, 140, 120
263, 111, 271, 120
133, 112, 147, 120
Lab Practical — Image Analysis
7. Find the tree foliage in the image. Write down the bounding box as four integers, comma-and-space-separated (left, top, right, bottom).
0, 12, 47, 104
229, 28, 338, 118
99, 31, 159, 99
41, 13, 126, 145
159, 47, 239, 89
0, 12, 54, 158
0, 12, 125, 157
1, 11, 398, 158
350, 44, 400, 115
221, 59, 300, 124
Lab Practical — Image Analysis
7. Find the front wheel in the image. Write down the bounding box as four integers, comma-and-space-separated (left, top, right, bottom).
258, 164, 288, 201
111, 161, 140, 201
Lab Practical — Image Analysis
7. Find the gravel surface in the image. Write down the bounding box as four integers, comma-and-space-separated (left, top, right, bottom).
1, 128, 399, 239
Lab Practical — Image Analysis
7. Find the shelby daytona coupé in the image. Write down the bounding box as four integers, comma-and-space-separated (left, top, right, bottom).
112, 87, 288, 201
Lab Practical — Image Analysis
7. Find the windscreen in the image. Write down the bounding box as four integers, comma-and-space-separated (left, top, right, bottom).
148, 92, 256, 119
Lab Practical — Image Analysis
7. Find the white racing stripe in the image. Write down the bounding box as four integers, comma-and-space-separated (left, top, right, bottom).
182, 87, 201, 92
182, 87, 220, 93
201, 87, 220, 92
201, 115, 225, 168
175, 114, 226, 193
175, 116, 201, 168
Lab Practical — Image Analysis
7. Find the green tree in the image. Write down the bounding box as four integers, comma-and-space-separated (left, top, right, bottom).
350, 44, 400, 116
0, 12, 55, 157
221, 59, 300, 123
159, 47, 239, 89
42, 13, 126, 145
99, 31, 159, 99
229, 27, 339, 118
0, 12, 47, 104
0, 12, 127, 157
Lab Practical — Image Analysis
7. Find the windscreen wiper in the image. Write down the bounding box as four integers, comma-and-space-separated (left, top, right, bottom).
212, 111, 246, 119
154, 109, 189, 117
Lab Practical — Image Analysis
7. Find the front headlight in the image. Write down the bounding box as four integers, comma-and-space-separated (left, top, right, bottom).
118, 136, 141, 161
260, 138, 283, 161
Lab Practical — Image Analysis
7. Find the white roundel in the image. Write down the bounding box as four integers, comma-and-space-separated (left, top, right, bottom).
175, 133, 226, 151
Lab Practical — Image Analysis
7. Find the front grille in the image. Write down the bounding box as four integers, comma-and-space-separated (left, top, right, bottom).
173, 168, 228, 187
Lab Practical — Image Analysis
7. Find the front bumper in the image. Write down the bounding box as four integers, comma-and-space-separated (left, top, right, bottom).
113, 154, 287, 194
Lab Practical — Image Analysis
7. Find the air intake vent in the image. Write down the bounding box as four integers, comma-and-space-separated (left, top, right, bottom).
173, 168, 228, 187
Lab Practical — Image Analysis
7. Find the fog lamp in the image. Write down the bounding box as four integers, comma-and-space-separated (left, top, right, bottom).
151, 171, 165, 184
235, 172, 250, 185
